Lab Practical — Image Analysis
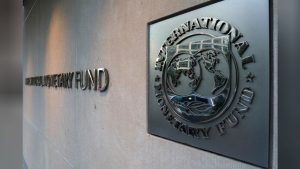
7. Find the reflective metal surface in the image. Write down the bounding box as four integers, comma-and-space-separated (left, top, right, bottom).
25, 68, 109, 92
148, 0, 270, 167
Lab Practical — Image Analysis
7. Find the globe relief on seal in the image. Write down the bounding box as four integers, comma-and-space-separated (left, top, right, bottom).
153, 17, 255, 138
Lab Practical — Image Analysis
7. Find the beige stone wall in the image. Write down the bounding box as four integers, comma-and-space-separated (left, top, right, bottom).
23, 0, 277, 169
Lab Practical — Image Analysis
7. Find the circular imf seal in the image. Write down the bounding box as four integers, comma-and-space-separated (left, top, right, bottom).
153, 17, 255, 138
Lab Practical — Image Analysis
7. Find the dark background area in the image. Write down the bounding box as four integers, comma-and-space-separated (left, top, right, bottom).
0, 0, 23, 168
0, 0, 22, 95
278, 0, 300, 168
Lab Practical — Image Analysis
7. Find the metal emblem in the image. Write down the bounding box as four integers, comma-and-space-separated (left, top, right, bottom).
148, 0, 270, 167
153, 17, 254, 137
